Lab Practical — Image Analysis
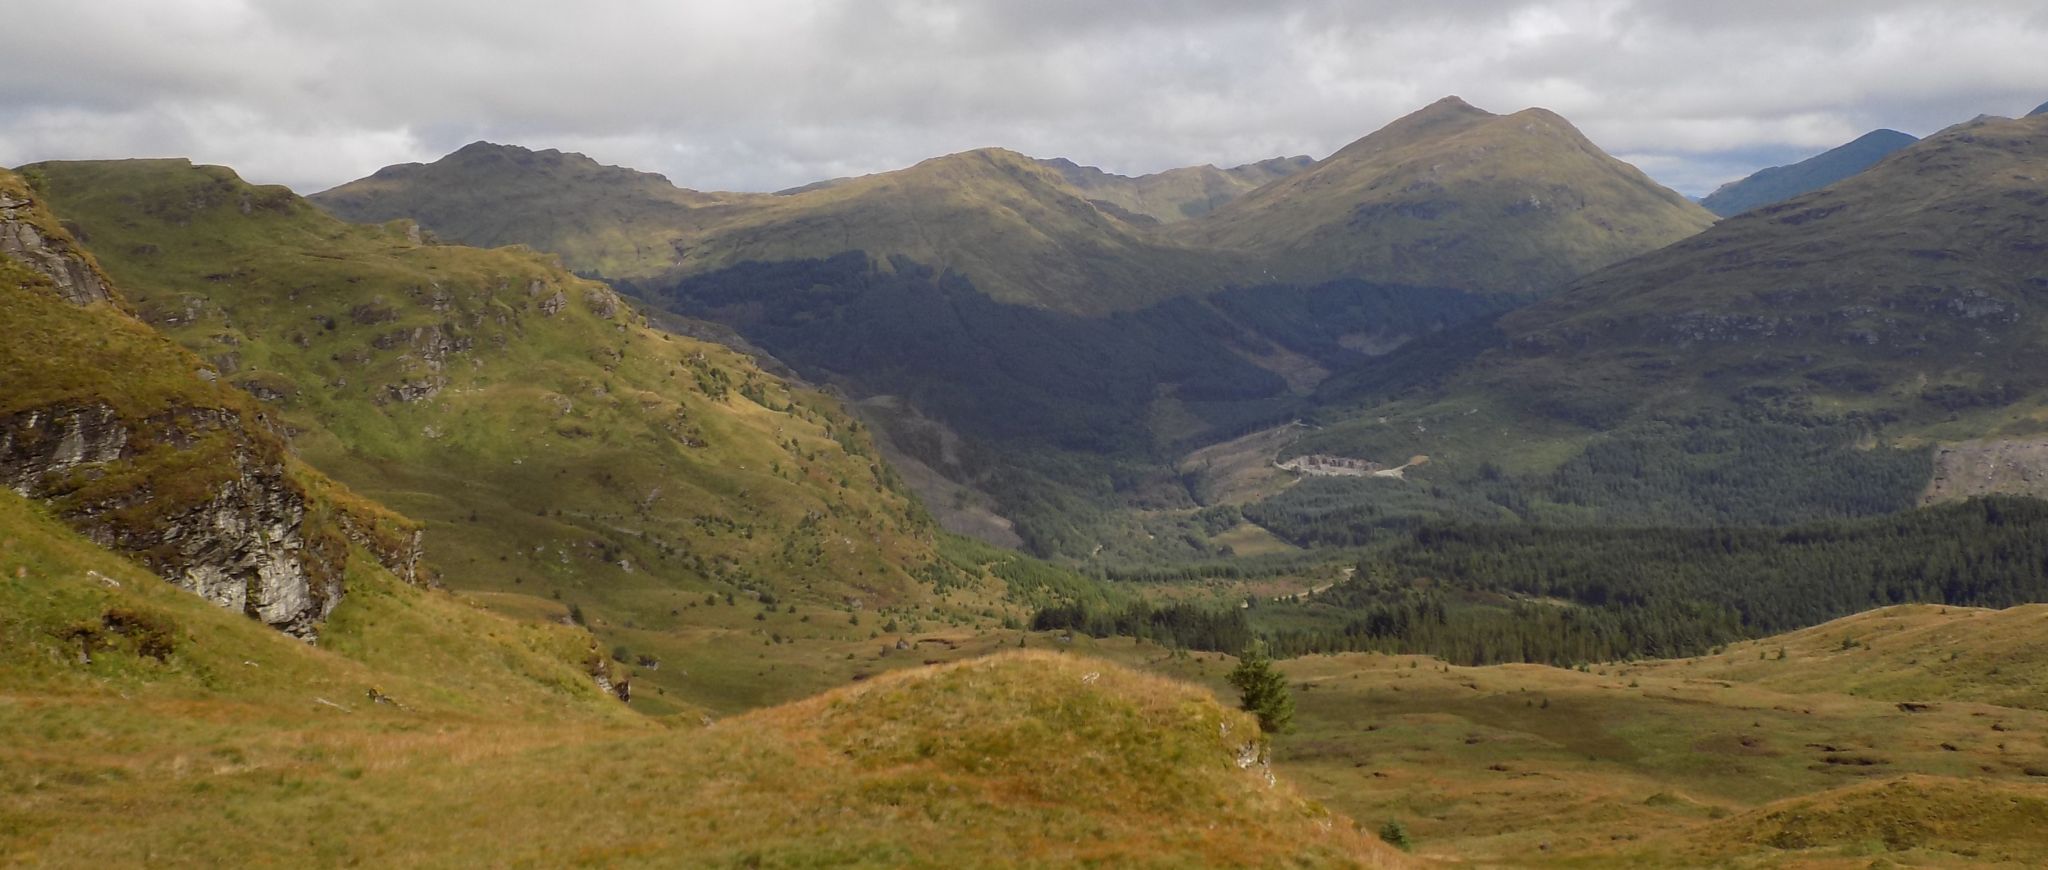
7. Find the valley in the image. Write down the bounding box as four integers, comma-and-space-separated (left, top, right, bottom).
5, 29, 2048, 864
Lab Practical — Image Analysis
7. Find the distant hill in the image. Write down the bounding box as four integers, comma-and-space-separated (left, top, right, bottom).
1179, 96, 1717, 296
1700, 129, 1920, 217
2031, 100, 2048, 117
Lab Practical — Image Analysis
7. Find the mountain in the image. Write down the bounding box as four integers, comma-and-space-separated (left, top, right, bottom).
633, 147, 1242, 314
2031, 100, 2047, 117
1179, 96, 1718, 295
307, 141, 743, 279
21, 158, 965, 708
1036, 154, 1316, 223
1700, 128, 1920, 217
310, 99, 1719, 558
1257, 111, 2048, 539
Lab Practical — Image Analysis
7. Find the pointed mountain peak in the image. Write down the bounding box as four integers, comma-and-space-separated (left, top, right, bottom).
1420, 95, 1490, 117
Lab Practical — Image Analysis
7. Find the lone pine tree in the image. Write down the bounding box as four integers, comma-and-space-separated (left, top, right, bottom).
1227, 641, 1294, 733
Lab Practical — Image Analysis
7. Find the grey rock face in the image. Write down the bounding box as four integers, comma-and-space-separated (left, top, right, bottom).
0, 191, 113, 306
0, 401, 427, 640
0, 405, 128, 485
0, 403, 346, 638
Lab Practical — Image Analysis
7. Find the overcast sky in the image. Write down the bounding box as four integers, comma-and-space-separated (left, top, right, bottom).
4, 1, 2044, 197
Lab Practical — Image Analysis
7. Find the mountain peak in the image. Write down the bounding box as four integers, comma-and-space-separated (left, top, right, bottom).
1185, 98, 1712, 296
1323, 96, 1497, 163
450, 139, 521, 157
1423, 94, 1487, 115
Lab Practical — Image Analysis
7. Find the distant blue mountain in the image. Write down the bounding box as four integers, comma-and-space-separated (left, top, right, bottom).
2030, 100, 2047, 118
1700, 129, 1920, 217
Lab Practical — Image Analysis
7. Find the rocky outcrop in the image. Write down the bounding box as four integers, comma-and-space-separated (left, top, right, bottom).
3, 405, 296, 635
588, 652, 630, 702
0, 401, 421, 639
0, 190, 113, 306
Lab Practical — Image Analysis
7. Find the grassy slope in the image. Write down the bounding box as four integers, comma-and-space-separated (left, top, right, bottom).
1181, 96, 1718, 296
22, 158, 968, 711
1071, 603, 2048, 866
0, 522, 1397, 868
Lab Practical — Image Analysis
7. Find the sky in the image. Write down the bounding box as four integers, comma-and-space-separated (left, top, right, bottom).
4, 1, 2045, 197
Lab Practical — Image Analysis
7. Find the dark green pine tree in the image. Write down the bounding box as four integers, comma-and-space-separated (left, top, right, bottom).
1226, 642, 1294, 734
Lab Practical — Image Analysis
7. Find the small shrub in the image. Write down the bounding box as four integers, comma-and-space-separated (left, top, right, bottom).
101, 608, 176, 661
1377, 821, 1412, 851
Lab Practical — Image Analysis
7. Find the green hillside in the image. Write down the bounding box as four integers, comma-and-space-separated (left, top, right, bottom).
1180, 96, 1718, 295
1700, 128, 1919, 217
2, 169, 423, 639
21, 158, 968, 707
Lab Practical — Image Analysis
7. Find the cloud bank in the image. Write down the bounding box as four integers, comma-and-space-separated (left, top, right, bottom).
4, 0, 2044, 195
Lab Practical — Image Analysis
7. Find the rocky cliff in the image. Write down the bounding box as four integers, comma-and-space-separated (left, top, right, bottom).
0, 186, 111, 305
1, 170, 422, 639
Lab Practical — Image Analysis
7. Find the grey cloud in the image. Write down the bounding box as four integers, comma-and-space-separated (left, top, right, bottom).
2, 0, 2044, 195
